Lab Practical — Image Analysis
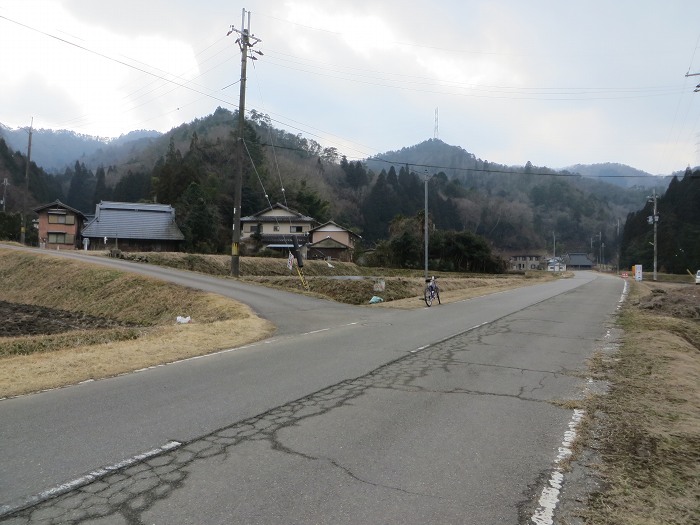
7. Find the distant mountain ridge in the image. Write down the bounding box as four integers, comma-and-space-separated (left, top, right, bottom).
564, 162, 672, 189
0, 124, 161, 174
0, 110, 682, 262
0, 120, 675, 189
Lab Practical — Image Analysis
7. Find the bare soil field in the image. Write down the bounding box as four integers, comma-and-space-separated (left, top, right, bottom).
0, 300, 133, 337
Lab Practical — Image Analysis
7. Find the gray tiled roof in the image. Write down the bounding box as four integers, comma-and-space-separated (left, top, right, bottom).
81, 201, 185, 240
241, 203, 315, 223
33, 199, 87, 218
566, 253, 594, 267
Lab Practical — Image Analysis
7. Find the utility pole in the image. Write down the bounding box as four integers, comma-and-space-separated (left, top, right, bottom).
21, 118, 33, 245
686, 70, 700, 92
424, 174, 429, 280
647, 189, 659, 281
228, 8, 261, 277
1, 178, 8, 213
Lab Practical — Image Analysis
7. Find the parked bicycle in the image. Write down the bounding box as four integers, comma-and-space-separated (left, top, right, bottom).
424, 276, 441, 307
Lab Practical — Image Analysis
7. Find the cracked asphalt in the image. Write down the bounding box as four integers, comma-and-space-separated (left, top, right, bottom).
2, 281, 620, 524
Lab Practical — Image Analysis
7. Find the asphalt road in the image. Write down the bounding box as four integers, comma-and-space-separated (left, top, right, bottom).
0, 248, 625, 524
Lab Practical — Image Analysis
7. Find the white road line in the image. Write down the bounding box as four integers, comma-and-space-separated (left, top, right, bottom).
530, 408, 585, 525
0, 440, 182, 518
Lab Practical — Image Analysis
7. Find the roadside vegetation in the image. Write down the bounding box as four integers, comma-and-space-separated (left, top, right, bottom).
0, 249, 273, 398
581, 281, 699, 524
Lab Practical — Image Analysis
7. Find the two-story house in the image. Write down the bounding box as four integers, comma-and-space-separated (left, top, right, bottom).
240, 203, 317, 254
508, 254, 543, 271
307, 221, 361, 262
34, 200, 87, 250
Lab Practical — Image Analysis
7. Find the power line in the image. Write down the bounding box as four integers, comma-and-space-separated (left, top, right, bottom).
0, 15, 239, 114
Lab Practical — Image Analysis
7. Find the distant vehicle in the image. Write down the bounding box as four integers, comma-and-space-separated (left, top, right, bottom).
696, 270, 700, 285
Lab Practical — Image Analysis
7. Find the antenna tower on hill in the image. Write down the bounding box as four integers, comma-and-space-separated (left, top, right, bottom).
434, 108, 439, 139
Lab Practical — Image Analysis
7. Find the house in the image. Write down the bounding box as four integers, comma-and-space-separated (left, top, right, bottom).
508, 254, 543, 271
81, 201, 185, 252
34, 200, 87, 250
240, 203, 317, 254
565, 252, 594, 270
547, 257, 566, 272
307, 221, 362, 262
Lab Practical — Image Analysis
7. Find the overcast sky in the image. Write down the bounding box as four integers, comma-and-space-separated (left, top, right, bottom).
2, 0, 700, 175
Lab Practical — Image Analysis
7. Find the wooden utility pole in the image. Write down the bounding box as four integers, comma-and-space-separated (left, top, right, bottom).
228, 8, 261, 277
21, 118, 33, 245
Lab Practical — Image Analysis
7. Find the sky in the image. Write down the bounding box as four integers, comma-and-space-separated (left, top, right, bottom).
2, 0, 700, 176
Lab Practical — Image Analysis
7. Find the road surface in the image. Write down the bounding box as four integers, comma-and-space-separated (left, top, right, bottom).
0, 248, 625, 523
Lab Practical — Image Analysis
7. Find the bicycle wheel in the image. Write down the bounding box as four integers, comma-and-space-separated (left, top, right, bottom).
424, 286, 433, 307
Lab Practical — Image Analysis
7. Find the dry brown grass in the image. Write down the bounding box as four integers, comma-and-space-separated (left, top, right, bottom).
582, 281, 700, 525
0, 249, 273, 398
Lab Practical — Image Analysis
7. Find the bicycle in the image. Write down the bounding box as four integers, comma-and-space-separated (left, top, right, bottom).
423, 276, 441, 307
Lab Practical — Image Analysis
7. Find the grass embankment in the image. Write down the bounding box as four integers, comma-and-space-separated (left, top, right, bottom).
0, 249, 273, 398
581, 281, 700, 524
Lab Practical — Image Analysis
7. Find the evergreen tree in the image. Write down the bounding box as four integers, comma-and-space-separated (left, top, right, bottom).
178, 182, 221, 253
290, 180, 330, 222
92, 165, 111, 208
66, 161, 94, 213
113, 171, 151, 202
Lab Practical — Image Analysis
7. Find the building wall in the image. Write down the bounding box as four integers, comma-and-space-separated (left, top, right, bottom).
509, 255, 541, 271
241, 219, 314, 238
83, 237, 181, 252
311, 230, 354, 248
37, 209, 82, 250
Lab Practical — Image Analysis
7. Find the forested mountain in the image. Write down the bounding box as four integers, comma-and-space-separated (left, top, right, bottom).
0, 137, 64, 242
565, 162, 672, 189
620, 168, 700, 274
0, 108, 684, 271
0, 124, 160, 174
364, 139, 665, 259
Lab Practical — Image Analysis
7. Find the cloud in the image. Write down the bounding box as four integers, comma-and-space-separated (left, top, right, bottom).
2, 0, 699, 174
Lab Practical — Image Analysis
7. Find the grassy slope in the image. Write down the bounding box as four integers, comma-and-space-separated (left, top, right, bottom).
0, 249, 273, 397
581, 282, 700, 524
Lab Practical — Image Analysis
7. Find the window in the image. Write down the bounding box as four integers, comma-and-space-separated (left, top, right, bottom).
248, 225, 259, 233
273, 225, 280, 232
290, 225, 303, 233
48, 213, 75, 224
48, 233, 74, 244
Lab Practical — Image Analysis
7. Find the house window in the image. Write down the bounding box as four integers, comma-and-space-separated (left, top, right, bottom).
273, 225, 280, 232
48, 213, 75, 225
290, 225, 303, 233
248, 225, 259, 233
48, 233, 75, 244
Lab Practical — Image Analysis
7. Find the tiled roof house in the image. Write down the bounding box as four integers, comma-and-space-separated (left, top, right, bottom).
81, 201, 184, 252
240, 203, 317, 251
